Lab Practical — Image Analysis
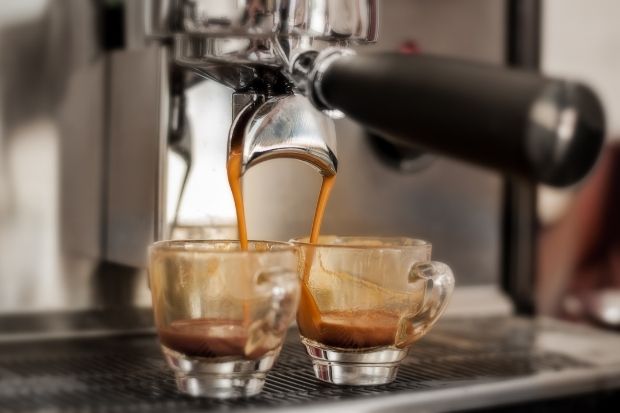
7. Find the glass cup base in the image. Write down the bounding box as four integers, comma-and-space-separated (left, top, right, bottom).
174, 372, 266, 398
301, 337, 408, 386
162, 345, 280, 398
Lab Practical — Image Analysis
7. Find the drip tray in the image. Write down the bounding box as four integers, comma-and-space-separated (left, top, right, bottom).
0, 316, 618, 412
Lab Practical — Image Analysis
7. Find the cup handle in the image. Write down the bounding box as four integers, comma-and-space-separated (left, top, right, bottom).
256, 268, 301, 334
396, 261, 455, 347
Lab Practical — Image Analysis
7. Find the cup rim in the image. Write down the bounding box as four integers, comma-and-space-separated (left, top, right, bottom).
149, 239, 296, 254
290, 235, 431, 251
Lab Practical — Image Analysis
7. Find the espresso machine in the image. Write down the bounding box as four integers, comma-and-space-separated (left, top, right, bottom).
1, 0, 619, 411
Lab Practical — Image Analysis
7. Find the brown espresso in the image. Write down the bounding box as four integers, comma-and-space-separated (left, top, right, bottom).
159, 318, 271, 359
310, 310, 400, 348
227, 147, 249, 250
296, 177, 404, 349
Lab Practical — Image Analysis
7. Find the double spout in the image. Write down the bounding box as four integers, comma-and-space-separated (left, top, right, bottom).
230, 93, 338, 177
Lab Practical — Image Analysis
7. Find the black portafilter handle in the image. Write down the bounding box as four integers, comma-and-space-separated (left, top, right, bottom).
313, 53, 605, 187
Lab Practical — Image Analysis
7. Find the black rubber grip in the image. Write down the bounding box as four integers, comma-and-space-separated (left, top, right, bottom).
318, 53, 605, 186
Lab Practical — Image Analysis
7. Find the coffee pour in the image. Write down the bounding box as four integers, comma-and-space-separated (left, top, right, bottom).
226, 92, 338, 248
142, 0, 606, 364
226, 92, 337, 331
159, 0, 604, 342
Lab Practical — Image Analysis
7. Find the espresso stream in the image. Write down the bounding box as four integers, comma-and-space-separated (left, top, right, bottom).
226, 141, 332, 330
225, 140, 397, 350
227, 147, 249, 249
161, 132, 393, 359
225, 136, 351, 343
296, 175, 335, 340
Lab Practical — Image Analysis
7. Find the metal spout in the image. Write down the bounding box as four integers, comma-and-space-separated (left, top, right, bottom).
229, 94, 338, 176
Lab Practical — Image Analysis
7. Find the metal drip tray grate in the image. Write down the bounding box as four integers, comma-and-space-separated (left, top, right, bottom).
0, 317, 595, 412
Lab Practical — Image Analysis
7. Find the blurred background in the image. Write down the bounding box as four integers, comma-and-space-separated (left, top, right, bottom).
536, 0, 620, 323
1, 0, 620, 411
1, 0, 618, 326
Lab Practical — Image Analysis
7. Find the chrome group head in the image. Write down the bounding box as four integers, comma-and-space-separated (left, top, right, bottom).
146, 0, 378, 176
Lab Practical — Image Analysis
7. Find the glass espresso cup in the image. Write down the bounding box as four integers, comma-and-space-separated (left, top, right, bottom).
148, 240, 300, 398
292, 236, 454, 385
